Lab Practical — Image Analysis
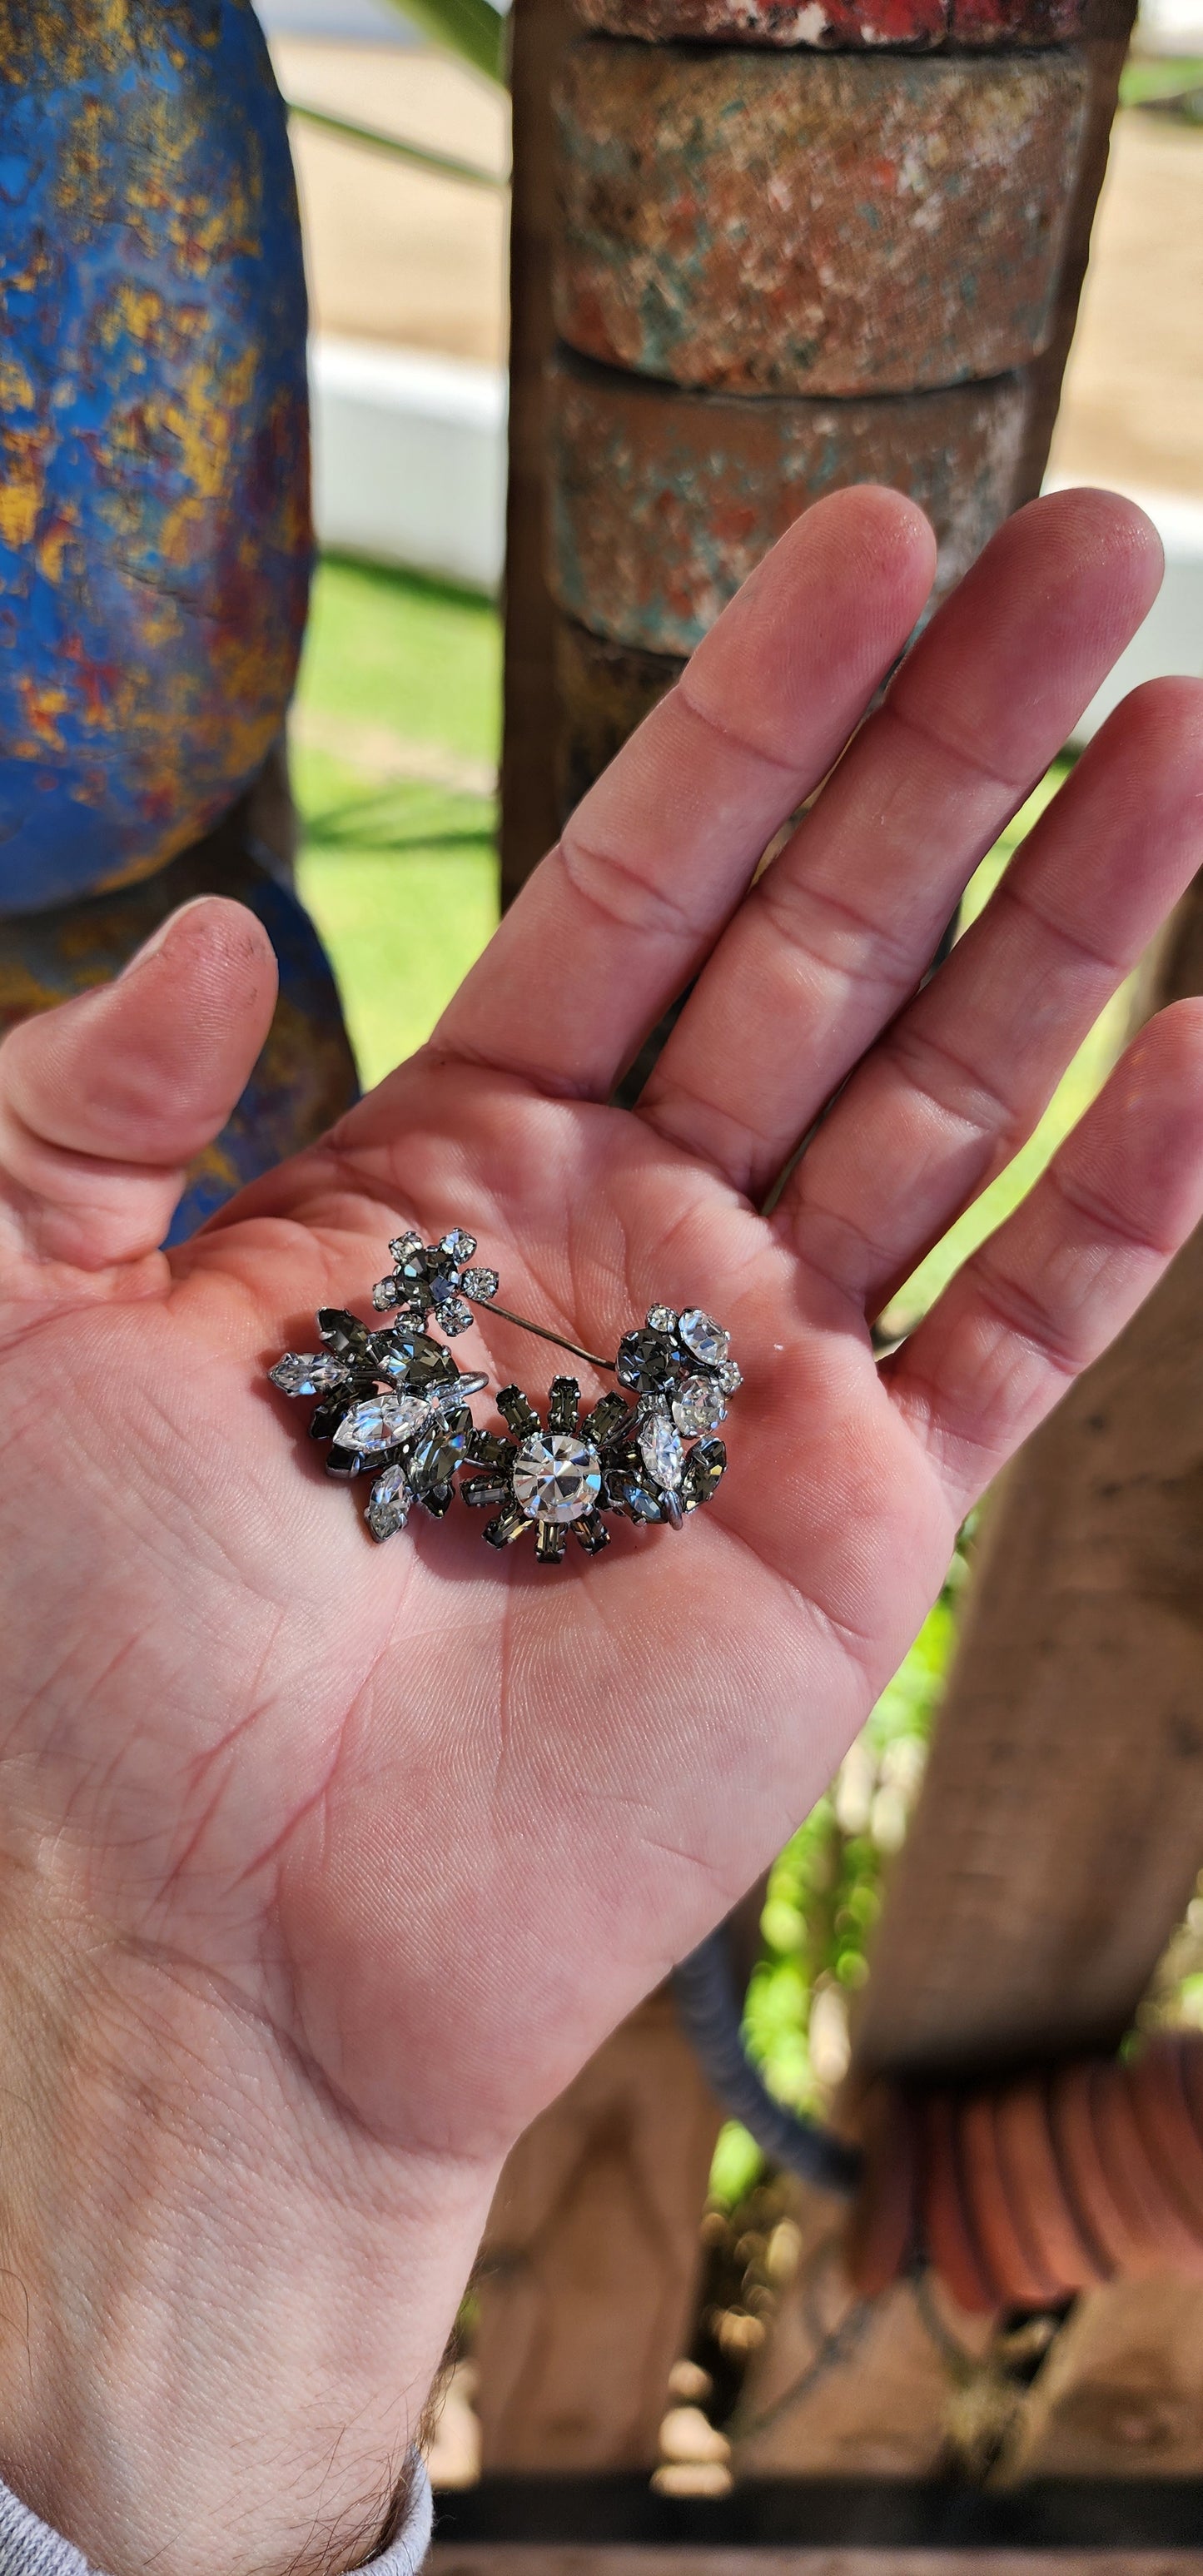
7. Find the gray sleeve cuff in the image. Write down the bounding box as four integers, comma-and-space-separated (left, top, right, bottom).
0, 2454, 434, 2576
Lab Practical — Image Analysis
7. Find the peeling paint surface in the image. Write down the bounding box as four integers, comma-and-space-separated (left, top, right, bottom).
0, 0, 311, 912
549, 349, 1032, 654
0, 798, 357, 1240
554, 43, 1089, 395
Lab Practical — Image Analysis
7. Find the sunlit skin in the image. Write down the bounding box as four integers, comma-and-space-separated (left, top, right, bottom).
1, 490, 1202, 2576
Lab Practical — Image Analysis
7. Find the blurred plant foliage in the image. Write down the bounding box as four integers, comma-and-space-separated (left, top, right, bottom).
710, 1531, 973, 2210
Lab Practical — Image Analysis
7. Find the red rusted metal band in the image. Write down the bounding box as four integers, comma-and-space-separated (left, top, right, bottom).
554, 42, 1089, 396
548, 351, 1033, 658
572, 0, 1084, 47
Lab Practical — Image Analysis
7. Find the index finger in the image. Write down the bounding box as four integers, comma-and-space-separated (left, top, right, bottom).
435, 486, 936, 1103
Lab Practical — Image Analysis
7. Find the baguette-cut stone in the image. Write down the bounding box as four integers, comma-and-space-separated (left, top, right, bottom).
513, 1432, 602, 1523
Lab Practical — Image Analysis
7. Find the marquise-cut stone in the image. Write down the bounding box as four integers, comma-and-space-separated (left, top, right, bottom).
392, 1334, 460, 1387
268, 1351, 349, 1398
679, 1307, 729, 1367
512, 1432, 602, 1524
333, 1393, 425, 1452
682, 1438, 727, 1511
638, 1410, 684, 1491
672, 1374, 726, 1437
317, 1308, 370, 1357
366, 1462, 413, 1541
409, 1427, 467, 1494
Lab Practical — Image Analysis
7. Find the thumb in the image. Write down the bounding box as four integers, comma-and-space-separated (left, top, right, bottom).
0, 898, 278, 1281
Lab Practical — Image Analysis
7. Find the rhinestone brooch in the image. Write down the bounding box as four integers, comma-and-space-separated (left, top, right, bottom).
266, 1231, 736, 1559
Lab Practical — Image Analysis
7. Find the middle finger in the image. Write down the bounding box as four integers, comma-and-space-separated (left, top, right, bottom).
637, 490, 1162, 1199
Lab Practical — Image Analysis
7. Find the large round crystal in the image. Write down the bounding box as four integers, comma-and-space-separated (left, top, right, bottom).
679, 1307, 729, 1367
512, 1432, 602, 1524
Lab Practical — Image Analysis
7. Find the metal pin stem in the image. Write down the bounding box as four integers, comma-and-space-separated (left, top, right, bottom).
465, 1297, 615, 1375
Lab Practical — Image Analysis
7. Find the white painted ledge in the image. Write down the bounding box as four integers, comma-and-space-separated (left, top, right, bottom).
308, 336, 1203, 727
310, 334, 507, 594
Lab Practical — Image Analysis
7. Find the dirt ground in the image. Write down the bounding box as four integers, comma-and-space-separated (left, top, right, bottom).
276, 36, 1203, 498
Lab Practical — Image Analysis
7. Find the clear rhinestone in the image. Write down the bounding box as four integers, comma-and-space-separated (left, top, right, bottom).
646, 1304, 678, 1335
366, 1462, 412, 1541
389, 1231, 424, 1263
718, 1359, 743, 1395
440, 1229, 477, 1263
672, 1374, 727, 1436
638, 1410, 684, 1491
679, 1307, 730, 1368
268, 1351, 350, 1398
333, 1393, 426, 1453
461, 1266, 499, 1303
371, 1277, 400, 1310
512, 1432, 602, 1524
440, 1296, 475, 1337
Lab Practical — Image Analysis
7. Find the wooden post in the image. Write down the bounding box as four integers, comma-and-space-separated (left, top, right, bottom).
472, 1987, 723, 2469
835, 877, 1203, 2479
498, 0, 572, 908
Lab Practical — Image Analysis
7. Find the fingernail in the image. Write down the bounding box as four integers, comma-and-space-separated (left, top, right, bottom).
118, 897, 214, 977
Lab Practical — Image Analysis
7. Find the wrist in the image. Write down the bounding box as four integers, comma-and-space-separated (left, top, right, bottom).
0, 1879, 498, 2576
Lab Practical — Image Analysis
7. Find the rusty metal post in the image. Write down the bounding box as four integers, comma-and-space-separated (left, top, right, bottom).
531, 0, 1134, 829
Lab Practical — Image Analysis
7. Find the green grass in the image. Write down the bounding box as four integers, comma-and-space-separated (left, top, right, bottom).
878, 755, 1133, 1340
1119, 51, 1203, 105
297, 554, 502, 764
293, 559, 501, 1089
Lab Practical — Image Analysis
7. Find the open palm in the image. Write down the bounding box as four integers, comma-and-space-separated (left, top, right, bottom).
2, 488, 1203, 2576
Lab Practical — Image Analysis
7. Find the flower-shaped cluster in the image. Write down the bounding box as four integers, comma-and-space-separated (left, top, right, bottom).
369, 1225, 500, 1340
614, 1302, 742, 1430
268, 1303, 486, 1542
460, 1371, 726, 1566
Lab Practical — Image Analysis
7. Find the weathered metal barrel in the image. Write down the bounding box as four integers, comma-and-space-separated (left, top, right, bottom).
543, 0, 1121, 819
553, 45, 1089, 397
549, 351, 1035, 658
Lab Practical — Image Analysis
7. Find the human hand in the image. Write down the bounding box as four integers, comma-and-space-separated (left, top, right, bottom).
1, 489, 1201, 2576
